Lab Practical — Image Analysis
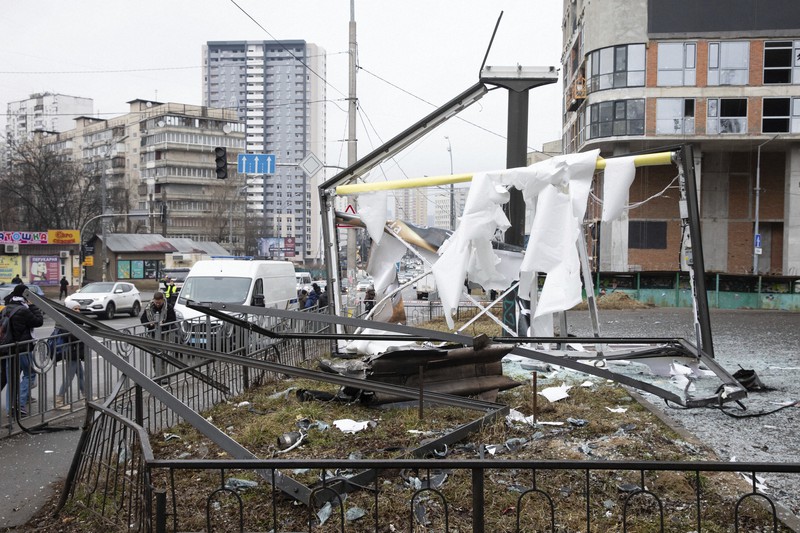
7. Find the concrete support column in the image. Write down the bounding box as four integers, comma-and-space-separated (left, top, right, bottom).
784, 144, 800, 275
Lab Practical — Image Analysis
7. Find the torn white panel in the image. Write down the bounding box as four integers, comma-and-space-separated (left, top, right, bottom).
606, 406, 628, 413
433, 170, 510, 328
431, 151, 601, 330
525, 185, 574, 273
357, 191, 389, 244
539, 383, 572, 402
601, 156, 636, 222
367, 234, 407, 294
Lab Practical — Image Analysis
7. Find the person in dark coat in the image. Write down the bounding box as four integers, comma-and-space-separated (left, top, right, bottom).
304, 287, 319, 309
304, 283, 321, 309
318, 286, 329, 309
364, 285, 376, 313
2, 284, 44, 417
59, 276, 69, 299
140, 292, 177, 332
10, 274, 22, 284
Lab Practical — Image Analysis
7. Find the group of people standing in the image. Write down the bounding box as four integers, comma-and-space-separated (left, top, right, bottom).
1, 280, 180, 418
297, 282, 329, 310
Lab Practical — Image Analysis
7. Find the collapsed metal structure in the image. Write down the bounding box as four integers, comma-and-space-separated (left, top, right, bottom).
17, 80, 750, 515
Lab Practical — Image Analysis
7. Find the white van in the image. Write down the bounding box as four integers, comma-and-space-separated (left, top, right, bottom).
174, 260, 298, 344
295, 271, 312, 292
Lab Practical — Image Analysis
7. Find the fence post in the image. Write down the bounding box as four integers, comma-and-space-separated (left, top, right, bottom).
135, 384, 144, 427
472, 466, 485, 533
154, 488, 167, 533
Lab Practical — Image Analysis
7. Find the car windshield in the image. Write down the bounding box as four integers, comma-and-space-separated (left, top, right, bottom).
178, 276, 251, 305
79, 283, 115, 294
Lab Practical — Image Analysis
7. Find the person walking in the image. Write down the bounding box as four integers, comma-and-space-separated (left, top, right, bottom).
54, 304, 85, 409
2, 284, 44, 417
59, 276, 69, 299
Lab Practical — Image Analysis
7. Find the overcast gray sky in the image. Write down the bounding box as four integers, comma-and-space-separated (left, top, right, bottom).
2, 0, 563, 182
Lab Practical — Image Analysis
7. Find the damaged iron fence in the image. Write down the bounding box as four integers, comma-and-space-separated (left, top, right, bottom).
63, 401, 800, 532
1, 306, 335, 438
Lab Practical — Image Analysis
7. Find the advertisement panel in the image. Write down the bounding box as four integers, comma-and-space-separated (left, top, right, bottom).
0, 256, 22, 284
258, 237, 296, 258
28, 256, 60, 286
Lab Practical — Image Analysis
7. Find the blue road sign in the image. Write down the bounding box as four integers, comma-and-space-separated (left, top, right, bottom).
755, 233, 761, 248
237, 154, 276, 175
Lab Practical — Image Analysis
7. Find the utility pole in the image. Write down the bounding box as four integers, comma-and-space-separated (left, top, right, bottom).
445, 136, 455, 230
345, 0, 358, 303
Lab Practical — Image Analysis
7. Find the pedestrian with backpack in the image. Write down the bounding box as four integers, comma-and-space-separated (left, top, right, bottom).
1, 284, 44, 417
53, 304, 85, 409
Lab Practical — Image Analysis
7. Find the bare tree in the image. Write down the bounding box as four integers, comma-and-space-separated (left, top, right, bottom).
0, 137, 102, 231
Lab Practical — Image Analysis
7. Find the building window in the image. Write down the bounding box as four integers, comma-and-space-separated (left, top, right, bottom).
629, 221, 667, 249
656, 98, 695, 134
657, 42, 696, 86
762, 97, 800, 133
763, 41, 800, 84
708, 41, 749, 86
707, 98, 747, 134
587, 44, 645, 92
588, 99, 644, 139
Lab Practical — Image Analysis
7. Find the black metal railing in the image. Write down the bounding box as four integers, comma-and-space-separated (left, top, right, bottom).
63, 405, 800, 533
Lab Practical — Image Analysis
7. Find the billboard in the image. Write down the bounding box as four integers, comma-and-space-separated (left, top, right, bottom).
0, 229, 79, 244
258, 237, 296, 258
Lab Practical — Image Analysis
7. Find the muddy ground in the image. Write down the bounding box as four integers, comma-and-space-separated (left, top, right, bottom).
563, 306, 800, 517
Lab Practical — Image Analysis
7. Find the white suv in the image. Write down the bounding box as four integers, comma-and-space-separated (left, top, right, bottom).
65, 281, 142, 320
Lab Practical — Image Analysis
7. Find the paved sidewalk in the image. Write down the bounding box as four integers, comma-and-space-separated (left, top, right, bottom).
0, 413, 83, 529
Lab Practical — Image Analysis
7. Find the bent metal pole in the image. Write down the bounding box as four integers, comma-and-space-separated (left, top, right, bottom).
334, 151, 675, 196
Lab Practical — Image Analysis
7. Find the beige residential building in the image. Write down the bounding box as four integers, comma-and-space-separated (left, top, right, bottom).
394, 187, 429, 228
44, 100, 246, 252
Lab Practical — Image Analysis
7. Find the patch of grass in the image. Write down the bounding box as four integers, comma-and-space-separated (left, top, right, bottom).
18, 311, 793, 532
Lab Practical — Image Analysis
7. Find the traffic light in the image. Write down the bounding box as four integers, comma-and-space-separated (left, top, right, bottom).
214, 147, 228, 179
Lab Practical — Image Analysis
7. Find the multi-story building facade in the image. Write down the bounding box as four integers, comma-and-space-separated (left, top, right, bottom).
432, 187, 468, 230
394, 187, 429, 228
43, 100, 245, 252
5, 92, 93, 141
202, 40, 326, 264
561, 0, 800, 276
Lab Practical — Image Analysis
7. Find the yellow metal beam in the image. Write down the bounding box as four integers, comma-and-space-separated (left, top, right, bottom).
334, 151, 675, 196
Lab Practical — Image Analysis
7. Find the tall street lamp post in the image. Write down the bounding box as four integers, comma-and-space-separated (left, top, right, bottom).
445, 136, 455, 230
753, 135, 779, 275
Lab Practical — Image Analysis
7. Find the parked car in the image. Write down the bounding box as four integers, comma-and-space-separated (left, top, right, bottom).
64, 281, 141, 319
0, 284, 46, 311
